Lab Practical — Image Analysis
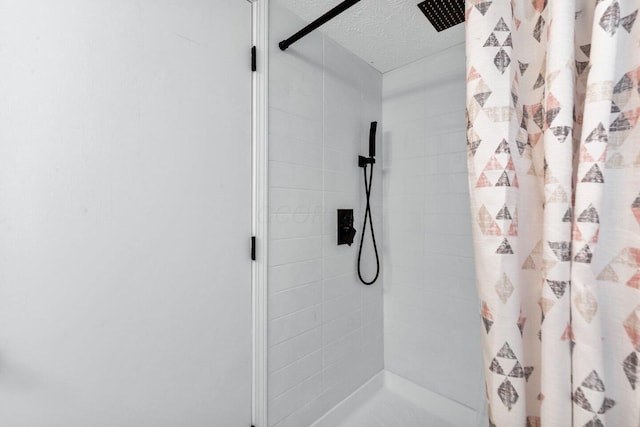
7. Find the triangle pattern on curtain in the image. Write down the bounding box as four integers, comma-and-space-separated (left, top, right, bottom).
465, 0, 640, 425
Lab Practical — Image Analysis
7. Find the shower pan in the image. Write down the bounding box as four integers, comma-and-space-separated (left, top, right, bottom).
266, 1, 479, 426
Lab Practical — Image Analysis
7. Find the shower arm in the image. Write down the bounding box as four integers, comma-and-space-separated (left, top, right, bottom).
278, 1, 463, 52
278, 0, 362, 51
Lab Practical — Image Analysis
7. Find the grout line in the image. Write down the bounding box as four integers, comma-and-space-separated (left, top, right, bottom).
269, 298, 322, 322
270, 234, 324, 242
269, 235, 323, 243
321, 286, 360, 304
320, 32, 327, 392
269, 372, 324, 424
268, 325, 323, 368
270, 188, 324, 193
269, 158, 324, 169
321, 309, 363, 345
269, 104, 326, 122
268, 304, 323, 349
268, 349, 324, 401
270, 279, 323, 297
269, 276, 324, 296
269, 159, 324, 171
269, 254, 324, 268
269, 346, 323, 377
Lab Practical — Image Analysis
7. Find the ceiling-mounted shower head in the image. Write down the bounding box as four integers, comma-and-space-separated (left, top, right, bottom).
417, 0, 465, 32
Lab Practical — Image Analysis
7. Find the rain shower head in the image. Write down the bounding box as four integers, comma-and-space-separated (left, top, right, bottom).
417, 0, 465, 32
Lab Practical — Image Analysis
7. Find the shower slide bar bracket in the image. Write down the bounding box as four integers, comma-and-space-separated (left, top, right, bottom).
278, 0, 362, 51
358, 155, 375, 167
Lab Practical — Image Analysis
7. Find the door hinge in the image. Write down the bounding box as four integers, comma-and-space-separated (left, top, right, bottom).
251, 236, 256, 261
251, 46, 257, 72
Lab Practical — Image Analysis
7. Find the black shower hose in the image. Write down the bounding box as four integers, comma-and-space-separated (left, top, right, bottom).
357, 163, 380, 285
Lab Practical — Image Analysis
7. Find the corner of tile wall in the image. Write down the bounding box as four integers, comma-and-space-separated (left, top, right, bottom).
382, 43, 486, 415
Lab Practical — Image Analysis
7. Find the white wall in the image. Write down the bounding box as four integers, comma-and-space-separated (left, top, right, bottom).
267, 2, 384, 426
0, 1, 253, 426
382, 43, 486, 421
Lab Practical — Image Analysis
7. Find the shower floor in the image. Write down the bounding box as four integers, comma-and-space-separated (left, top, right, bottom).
311, 371, 485, 427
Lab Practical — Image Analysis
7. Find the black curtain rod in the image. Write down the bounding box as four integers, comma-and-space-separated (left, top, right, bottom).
279, 0, 362, 51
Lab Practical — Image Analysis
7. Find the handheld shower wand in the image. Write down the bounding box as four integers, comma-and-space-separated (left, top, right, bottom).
368, 121, 377, 157
357, 122, 380, 285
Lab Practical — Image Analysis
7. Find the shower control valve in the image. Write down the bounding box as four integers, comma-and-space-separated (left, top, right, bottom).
337, 209, 357, 246
358, 155, 375, 168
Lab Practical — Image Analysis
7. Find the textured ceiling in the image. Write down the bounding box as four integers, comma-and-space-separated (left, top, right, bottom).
276, 0, 465, 73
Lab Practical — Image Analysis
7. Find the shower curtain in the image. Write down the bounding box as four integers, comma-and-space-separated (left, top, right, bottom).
465, 0, 640, 425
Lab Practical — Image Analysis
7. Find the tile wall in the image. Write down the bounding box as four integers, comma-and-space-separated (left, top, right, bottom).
382, 43, 486, 422
267, 2, 384, 425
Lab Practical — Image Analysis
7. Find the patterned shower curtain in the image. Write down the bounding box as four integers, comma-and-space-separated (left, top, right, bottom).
465, 0, 640, 425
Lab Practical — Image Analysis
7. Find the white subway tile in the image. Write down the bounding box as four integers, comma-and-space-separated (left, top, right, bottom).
269, 107, 322, 145
270, 188, 323, 215
269, 304, 322, 347
270, 136, 323, 168
323, 352, 361, 389
322, 287, 361, 322
268, 372, 322, 426
323, 309, 362, 345
269, 281, 322, 320
269, 327, 322, 373
269, 236, 322, 267
323, 273, 360, 301
270, 161, 322, 191
323, 328, 363, 366
268, 2, 384, 424
269, 259, 323, 294
323, 253, 355, 279
272, 396, 327, 427
323, 169, 360, 194
269, 349, 323, 399
270, 213, 323, 240
382, 42, 481, 413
